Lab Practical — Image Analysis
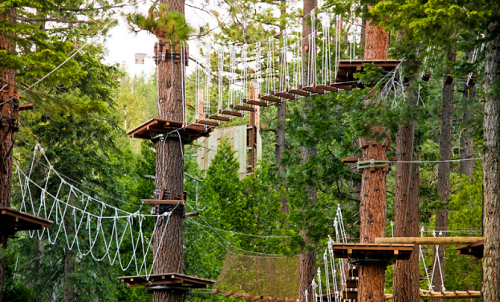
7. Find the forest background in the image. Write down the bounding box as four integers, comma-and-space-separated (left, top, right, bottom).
0, 0, 497, 300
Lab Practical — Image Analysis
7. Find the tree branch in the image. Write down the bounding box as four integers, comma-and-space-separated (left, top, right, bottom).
58, 4, 128, 11
18, 17, 95, 24
326, 145, 361, 202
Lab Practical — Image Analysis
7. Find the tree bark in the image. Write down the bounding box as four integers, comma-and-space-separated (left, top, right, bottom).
63, 248, 75, 302
482, 19, 500, 302
358, 135, 389, 302
153, 0, 185, 302
393, 89, 420, 302
0, 7, 16, 302
277, 0, 288, 214
431, 50, 456, 302
357, 6, 390, 302
432, 49, 455, 301
460, 74, 475, 181
298, 1, 317, 301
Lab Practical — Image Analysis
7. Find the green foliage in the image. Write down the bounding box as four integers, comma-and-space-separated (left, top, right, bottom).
127, 3, 193, 43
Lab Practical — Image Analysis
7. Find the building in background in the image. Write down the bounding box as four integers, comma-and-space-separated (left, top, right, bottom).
196, 124, 262, 178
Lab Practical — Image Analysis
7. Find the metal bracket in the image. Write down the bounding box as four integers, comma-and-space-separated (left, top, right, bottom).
151, 132, 191, 144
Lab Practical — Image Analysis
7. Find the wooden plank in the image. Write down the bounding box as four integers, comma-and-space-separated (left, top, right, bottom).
301, 86, 326, 95
184, 212, 199, 218
219, 109, 244, 117
242, 295, 254, 300
315, 85, 339, 92
329, 83, 353, 90
243, 99, 270, 107
287, 89, 310, 97
234, 293, 246, 299
259, 95, 282, 103
0, 207, 53, 228
207, 114, 231, 122
345, 279, 358, 288
374, 237, 484, 246
196, 119, 220, 126
230, 104, 256, 112
272, 91, 297, 100
251, 296, 264, 301
224, 291, 236, 297
342, 157, 361, 163
141, 199, 185, 205
211, 289, 221, 295
19, 104, 35, 111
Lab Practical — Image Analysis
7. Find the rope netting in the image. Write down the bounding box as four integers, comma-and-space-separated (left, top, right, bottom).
11, 142, 178, 280
213, 206, 350, 301
214, 252, 299, 298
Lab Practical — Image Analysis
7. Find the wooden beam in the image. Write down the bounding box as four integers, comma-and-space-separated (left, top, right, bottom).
211, 289, 221, 295
184, 212, 199, 218
141, 199, 185, 205
374, 237, 484, 246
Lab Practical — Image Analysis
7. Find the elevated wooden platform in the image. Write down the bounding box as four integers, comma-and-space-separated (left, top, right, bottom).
375, 236, 484, 246
385, 289, 481, 300
0, 207, 53, 237
119, 273, 214, 288
331, 243, 414, 265
456, 240, 484, 260
127, 119, 214, 142
335, 59, 401, 84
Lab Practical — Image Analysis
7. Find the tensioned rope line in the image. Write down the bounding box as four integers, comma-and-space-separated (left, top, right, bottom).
13, 142, 181, 280
1, 20, 114, 106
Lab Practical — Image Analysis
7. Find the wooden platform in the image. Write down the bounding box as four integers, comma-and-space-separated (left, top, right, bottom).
456, 240, 484, 260
127, 119, 214, 142
0, 207, 53, 237
385, 289, 481, 300
331, 243, 414, 264
335, 59, 401, 84
119, 273, 214, 288
375, 236, 484, 246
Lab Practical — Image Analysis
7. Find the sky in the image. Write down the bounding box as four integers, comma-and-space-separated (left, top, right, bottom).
103, 2, 217, 77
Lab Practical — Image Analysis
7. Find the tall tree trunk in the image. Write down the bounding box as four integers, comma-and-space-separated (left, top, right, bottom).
298, 1, 317, 301
63, 248, 75, 302
460, 71, 475, 181
482, 19, 500, 302
393, 85, 420, 302
432, 49, 456, 301
357, 5, 390, 302
0, 7, 16, 302
153, 1, 185, 302
393, 91, 420, 302
277, 0, 288, 214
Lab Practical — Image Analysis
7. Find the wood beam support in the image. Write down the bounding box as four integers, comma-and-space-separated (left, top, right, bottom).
375, 237, 484, 246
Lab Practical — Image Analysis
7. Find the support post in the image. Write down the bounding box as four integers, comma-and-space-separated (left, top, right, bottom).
248, 82, 257, 172
357, 6, 390, 302
0, 7, 17, 302
153, 1, 186, 302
